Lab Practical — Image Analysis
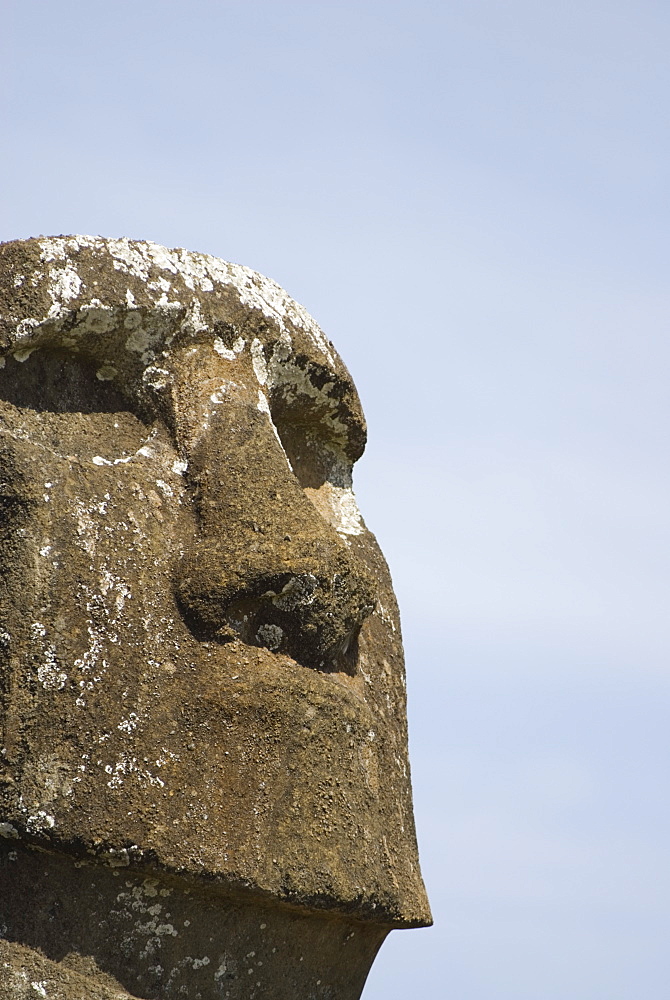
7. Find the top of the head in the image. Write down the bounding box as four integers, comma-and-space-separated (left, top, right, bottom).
0, 235, 366, 463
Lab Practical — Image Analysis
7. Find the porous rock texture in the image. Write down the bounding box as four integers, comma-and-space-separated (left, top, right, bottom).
0, 237, 430, 999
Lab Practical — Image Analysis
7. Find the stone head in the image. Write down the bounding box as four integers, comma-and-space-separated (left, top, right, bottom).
0, 237, 429, 932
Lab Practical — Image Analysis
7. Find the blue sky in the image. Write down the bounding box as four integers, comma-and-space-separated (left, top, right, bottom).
4, 2, 670, 996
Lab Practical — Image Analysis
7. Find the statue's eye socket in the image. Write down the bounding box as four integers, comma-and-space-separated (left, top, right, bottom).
0, 350, 153, 463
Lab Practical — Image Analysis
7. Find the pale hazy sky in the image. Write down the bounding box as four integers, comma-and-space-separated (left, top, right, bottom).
3, 2, 670, 997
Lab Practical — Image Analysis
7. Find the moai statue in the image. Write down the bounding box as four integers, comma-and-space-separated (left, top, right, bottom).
0, 238, 430, 1000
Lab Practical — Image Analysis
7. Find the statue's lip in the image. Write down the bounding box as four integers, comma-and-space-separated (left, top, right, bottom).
179, 635, 375, 714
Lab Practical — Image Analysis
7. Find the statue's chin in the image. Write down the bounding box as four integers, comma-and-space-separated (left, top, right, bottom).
0, 840, 390, 1000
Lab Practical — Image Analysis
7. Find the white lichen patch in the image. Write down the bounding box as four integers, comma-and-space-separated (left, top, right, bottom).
105, 754, 165, 790
304, 483, 364, 536
179, 297, 208, 337
38, 235, 99, 263
48, 264, 82, 305
209, 387, 229, 405
155, 479, 173, 498
376, 602, 398, 633
13, 317, 40, 343
31, 622, 68, 690
13, 346, 39, 363
99, 569, 131, 613
213, 338, 235, 360
147, 276, 172, 296
26, 810, 55, 833
251, 338, 268, 385
96, 362, 118, 381
327, 485, 363, 535
256, 390, 271, 416
90, 435, 161, 468
117, 712, 139, 734
37, 655, 68, 691
72, 299, 118, 337
213, 335, 245, 359
124, 314, 170, 359
112, 880, 182, 961
142, 366, 172, 391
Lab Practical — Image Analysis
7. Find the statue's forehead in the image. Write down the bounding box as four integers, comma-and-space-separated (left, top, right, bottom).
0, 236, 367, 461
0, 235, 335, 363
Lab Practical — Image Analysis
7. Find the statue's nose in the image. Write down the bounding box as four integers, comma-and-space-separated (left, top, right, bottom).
175, 402, 375, 673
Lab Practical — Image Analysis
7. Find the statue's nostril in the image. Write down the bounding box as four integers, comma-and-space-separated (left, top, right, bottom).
177, 560, 375, 675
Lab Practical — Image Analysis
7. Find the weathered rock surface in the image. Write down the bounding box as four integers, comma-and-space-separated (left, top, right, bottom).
0, 237, 430, 998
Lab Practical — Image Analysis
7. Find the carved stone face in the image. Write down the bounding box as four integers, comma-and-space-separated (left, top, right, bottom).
0, 237, 430, 929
